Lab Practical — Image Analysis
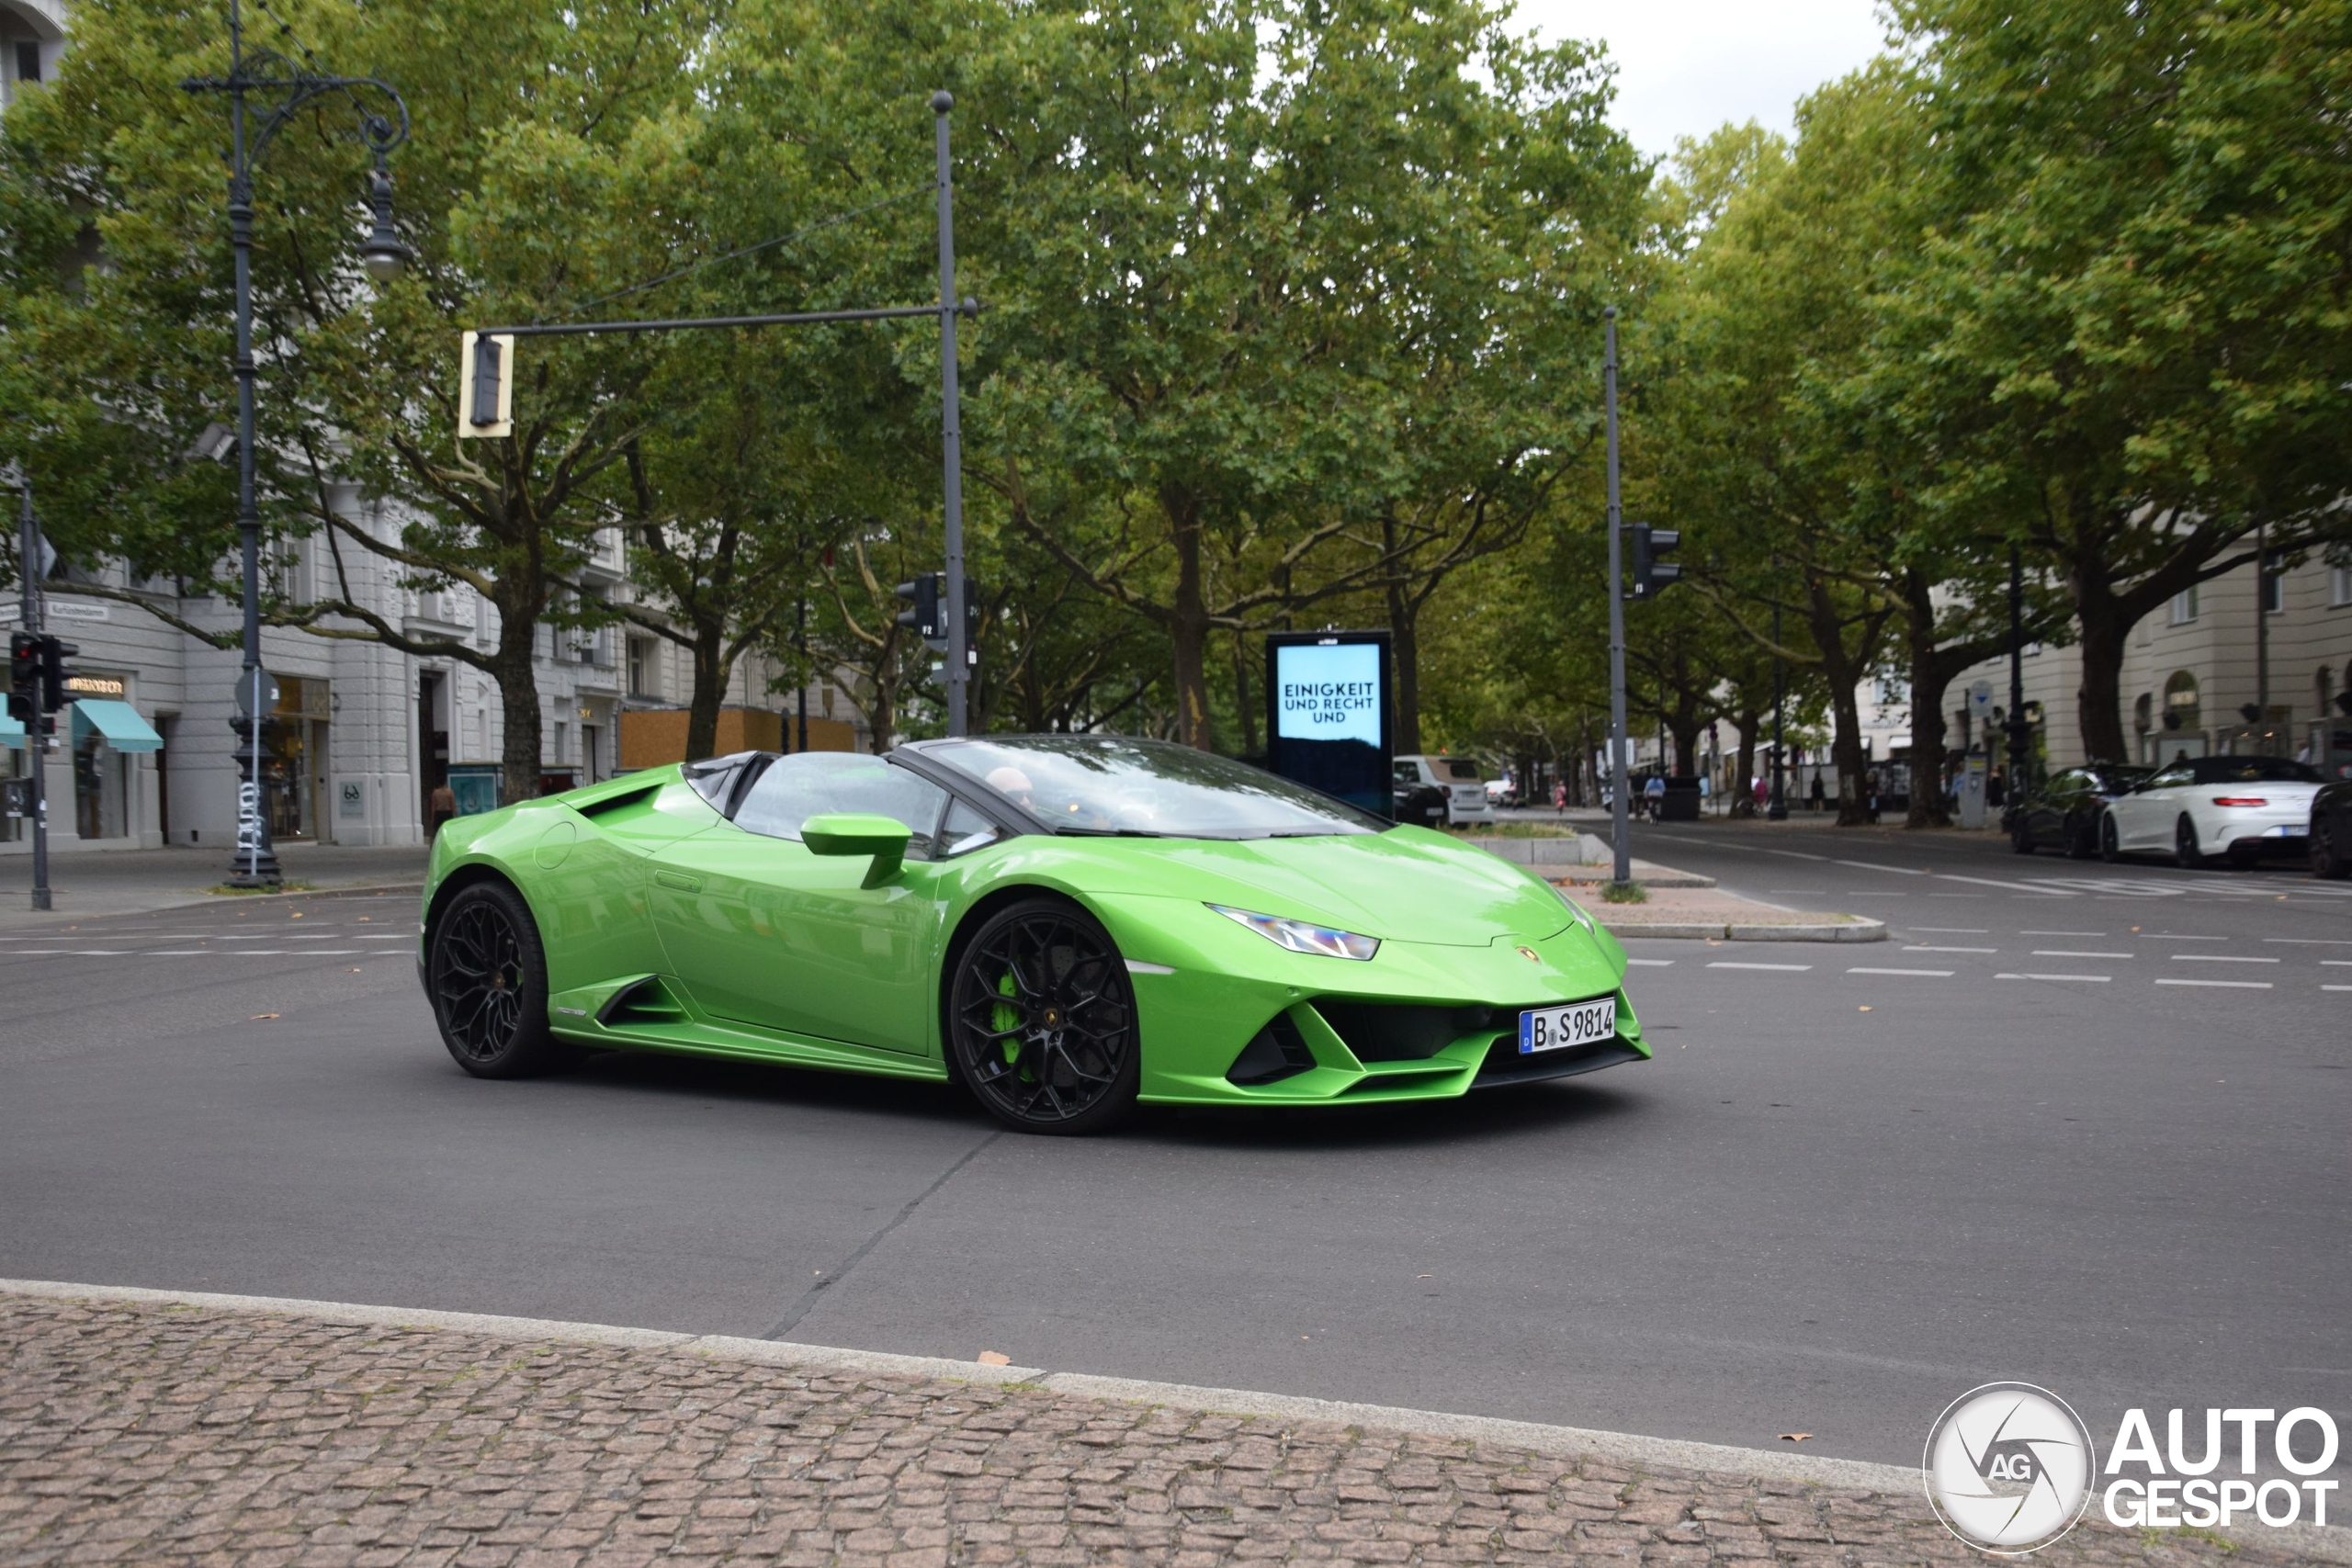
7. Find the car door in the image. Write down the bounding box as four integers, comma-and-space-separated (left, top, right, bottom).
2121, 763, 2190, 849
648, 754, 954, 1055
2031, 770, 2078, 844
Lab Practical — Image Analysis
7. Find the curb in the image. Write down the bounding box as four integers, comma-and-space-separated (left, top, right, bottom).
207, 881, 424, 903
1600, 918, 1888, 943
5, 1278, 2344, 1563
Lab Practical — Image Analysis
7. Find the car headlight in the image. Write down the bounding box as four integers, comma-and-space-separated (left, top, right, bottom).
1206, 904, 1379, 961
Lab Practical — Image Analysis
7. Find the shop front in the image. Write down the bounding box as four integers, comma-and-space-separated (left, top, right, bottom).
63, 676, 163, 844
266, 674, 333, 842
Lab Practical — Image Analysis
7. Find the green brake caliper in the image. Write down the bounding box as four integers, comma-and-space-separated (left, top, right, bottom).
993, 971, 1022, 1068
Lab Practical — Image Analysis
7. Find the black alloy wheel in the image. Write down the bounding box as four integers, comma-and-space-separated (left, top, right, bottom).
429, 881, 565, 1078
2174, 815, 2210, 871
2100, 814, 2124, 863
2312, 818, 2350, 881
950, 897, 1140, 1134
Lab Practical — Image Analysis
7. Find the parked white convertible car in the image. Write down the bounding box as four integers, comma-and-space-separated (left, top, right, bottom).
2099, 755, 2326, 868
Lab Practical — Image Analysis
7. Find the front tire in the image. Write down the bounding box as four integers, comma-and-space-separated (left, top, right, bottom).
949, 897, 1141, 1135
2174, 815, 2210, 871
428, 881, 564, 1078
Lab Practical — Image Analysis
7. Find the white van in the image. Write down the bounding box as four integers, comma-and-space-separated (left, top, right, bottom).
1393, 754, 1497, 826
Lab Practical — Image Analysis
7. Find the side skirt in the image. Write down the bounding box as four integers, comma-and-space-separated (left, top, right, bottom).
548, 976, 952, 1085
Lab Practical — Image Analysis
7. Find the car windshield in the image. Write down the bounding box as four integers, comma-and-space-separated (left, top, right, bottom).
2188, 757, 2323, 784
927, 736, 1388, 838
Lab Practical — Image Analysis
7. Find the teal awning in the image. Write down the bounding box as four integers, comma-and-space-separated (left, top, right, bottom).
0, 712, 21, 750
70, 699, 162, 753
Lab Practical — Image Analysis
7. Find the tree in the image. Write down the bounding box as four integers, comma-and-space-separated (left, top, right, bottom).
1, 0, 733, 797
1884, 0, 2352, 761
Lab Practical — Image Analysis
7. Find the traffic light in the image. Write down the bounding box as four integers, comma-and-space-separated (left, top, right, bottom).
894, 572, 944, 645
7, 633, 36, 725
1629, 523, 1681, 601
38, 637, 77, 713
457, 331, 514, 439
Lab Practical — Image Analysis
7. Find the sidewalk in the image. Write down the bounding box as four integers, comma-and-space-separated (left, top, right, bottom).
0, 844, 427, 931
2, 1281, 2335, 1568
1562, 879, 1887, 943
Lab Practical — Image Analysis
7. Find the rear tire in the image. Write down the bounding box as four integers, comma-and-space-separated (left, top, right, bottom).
2174, 816, 2210, 871
948, 897, 1140, 1135
2100, 814, 2124, 863
2312, 819, 2350, 880
428, 881, 566, 1078
2010, 818, 2035, 854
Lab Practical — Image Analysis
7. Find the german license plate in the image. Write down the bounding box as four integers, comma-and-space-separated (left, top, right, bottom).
1519, 997, 1616, 1055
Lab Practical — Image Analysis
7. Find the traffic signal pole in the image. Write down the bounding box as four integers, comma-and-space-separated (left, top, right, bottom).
16, 475, 51, 911
934, 92, 969, 738
1604, 309, 1632, 886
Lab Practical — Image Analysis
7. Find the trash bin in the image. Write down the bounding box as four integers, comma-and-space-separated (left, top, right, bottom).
1661, 774, 1702, 820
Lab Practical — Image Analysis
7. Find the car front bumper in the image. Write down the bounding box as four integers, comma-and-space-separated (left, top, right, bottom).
1088, 895, 1646, 1107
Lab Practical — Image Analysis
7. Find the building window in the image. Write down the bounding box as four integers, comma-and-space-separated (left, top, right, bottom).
16, 42, 41, 85
627, 637, 655, 699
2262, 562, 2285, 614
2333, 566, 2351, 608
2163, 671, 2199, 733
2169, 585, 2199, 625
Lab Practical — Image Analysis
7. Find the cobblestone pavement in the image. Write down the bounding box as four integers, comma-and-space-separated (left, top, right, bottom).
0, 1293, 2327, 1567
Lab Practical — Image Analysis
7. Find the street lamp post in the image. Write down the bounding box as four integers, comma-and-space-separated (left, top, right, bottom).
2003, 546, 2030, 800
184, 0, 409, 886
1767, 559, 1788, 821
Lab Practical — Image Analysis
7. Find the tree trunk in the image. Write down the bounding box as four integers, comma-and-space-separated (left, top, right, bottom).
684, 621, 730, 762
1387, 575, 1420, 756
1232, 630, 1259, 756
1902, 575, 1952, 829
493, 638, 544, 803
1731, 706, 1759, 818
1669, 715, 1702, 778
1166, 493, 1213, 750
2074, 582, 2131, 765
1806, 576, 1878, 827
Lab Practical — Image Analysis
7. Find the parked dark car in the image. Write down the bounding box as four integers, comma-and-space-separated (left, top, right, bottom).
2313, 779, 2352, 879
1394, 780, 1449, 828
2009, 762, 2152, 858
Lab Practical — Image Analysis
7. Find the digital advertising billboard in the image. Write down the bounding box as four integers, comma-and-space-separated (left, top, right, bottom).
1264, 630, 1392, 818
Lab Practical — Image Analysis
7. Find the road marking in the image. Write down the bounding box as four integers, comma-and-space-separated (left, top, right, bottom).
1905, 945, 1996, 953
2324, 961, 2352, 968
146, 951, 209, 956
2149, 934, 2229, 941
1996, 972, 2111, 982
2169, 954, 2278, 964
2155, 977, 2273, 989
1835, 859, 1926, 875
2325, 985, 2352, 993
1846, 967, 1953, 977
1706, 962, 1812, 972
1911, 927, 1988, 934
355, 934, 411, 941
1624, 958, 1675, 966
2268, 938, 2352, 946
2032, 950, 2133, 960
2020, 930, 2105, 937
1937, 874, 2078, 896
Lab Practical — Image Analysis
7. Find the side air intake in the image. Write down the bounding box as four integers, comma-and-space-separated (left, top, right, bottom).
597, 976, 687, 1029
1226, 1011, 1318, 1086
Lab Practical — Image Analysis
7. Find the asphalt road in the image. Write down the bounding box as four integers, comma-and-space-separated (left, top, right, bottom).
1, 826, 2346, 1477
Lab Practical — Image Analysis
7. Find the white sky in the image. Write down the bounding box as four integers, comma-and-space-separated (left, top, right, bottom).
1511, 0, 1892, 159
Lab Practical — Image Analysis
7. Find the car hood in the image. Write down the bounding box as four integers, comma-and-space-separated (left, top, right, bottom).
1059, 827, 1574, 947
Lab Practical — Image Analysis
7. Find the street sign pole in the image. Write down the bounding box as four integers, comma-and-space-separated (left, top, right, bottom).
1604, 308, 1632, 886
17, 474, 51, 911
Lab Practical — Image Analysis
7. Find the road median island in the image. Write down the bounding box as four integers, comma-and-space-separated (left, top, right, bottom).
3, 1280, 2336, 1565
1550, 873, 1889, 943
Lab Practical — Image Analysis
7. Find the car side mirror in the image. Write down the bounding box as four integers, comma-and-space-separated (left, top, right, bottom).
802, 812, 913, 886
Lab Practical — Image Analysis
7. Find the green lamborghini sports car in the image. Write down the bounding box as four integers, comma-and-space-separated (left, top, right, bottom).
418, 735, 1647, 1134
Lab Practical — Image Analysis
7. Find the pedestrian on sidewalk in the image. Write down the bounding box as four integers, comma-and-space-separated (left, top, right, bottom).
1809, 773, 1826, 812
